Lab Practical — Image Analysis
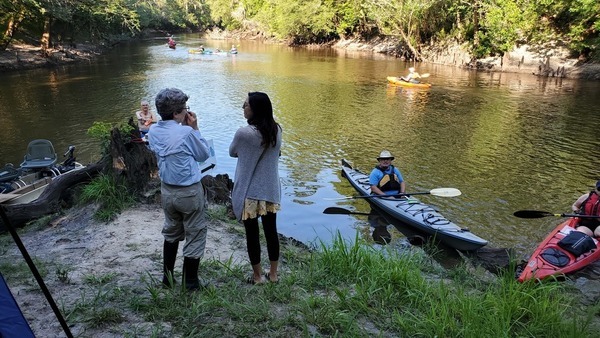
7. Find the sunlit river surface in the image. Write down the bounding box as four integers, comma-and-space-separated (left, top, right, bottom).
1, 35, 600, 258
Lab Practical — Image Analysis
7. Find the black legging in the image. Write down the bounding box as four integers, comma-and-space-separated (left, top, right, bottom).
243, 212, 280, 266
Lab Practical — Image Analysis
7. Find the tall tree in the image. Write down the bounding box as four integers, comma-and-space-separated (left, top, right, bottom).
364, 0, 436, 59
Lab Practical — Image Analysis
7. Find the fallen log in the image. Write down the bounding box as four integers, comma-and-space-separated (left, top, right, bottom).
0, 162, 104, 231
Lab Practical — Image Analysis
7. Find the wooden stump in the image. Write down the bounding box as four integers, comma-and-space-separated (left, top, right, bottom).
109, 118, 158, 193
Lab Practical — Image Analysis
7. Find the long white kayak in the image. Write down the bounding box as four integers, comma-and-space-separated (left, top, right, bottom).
341, 159, 487, 251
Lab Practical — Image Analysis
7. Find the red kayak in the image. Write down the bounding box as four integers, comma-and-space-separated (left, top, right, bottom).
518, 218, 600, 282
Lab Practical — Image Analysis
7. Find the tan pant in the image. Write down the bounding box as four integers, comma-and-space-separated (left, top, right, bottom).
160, 181, 208, 259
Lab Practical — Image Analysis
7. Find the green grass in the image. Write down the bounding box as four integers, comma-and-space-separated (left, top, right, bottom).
84, 273, 117, 286
0, 259, 48, 284
1, 224, 597, 337
205, 204, 236, 224
79, 174, 135, 221
127, 234, 595, 337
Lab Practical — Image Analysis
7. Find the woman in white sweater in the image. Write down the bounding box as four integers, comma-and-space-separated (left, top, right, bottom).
229, 92, 282, 284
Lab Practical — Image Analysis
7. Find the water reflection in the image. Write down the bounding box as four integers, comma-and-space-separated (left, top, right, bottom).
368, 211, 392, 245
363, 204, 464, 268
1, 37, 600, 257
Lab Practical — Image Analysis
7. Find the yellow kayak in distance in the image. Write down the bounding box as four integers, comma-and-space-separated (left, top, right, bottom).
387, 76, 432, 88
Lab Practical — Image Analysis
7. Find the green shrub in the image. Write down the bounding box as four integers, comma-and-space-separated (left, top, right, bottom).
80, 174, 135, 221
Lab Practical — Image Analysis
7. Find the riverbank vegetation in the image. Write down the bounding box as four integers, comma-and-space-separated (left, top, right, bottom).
1, 1, 598, 61
137, 233, 597, 336
2, 208, 597, 336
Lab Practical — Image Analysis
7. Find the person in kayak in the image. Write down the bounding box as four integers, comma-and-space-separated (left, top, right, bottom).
168, 36, 176, 49
571, 180, 600, 237
400, 67, 421, 83
369, 150, 406, 197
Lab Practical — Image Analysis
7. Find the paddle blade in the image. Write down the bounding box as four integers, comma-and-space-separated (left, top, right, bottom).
323, 207, 355, 215
513, 210, 554, 218
323, 207, 371, 216
429, 188, 461, 197
420, 73, 430, 78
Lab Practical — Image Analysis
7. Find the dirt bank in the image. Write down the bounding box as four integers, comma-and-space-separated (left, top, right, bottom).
333, 37, 600, 81
0, 43, 103, 73
3, 34, 599, 80
0, 202, 305, 337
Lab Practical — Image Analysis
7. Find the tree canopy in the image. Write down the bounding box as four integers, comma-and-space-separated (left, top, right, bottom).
1, 0, 598, 60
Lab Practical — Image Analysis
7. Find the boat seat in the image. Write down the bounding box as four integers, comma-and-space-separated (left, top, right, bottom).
20, 139, 57, 170
541, 248, 570, 267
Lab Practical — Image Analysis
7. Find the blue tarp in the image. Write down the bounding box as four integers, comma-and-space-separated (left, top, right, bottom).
0, 272, 35, 338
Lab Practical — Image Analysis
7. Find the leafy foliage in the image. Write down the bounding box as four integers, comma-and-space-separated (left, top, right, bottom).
87, 121, 113, 155
1, 0, 598, 59
87, 120, 135, 156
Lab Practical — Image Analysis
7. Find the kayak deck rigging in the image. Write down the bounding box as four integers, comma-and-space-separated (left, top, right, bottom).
340, 159, 487, 251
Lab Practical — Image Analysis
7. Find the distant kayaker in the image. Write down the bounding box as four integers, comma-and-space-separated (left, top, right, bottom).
369, 150, 406, 197
168, 36, 176, 49
231, 44, 237, 53
571, 180, 600, 237
400, 67, 421, 83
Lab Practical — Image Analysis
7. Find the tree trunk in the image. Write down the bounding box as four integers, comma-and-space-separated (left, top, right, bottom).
472, 0, 480, 48
1, 11, 25, 51
109, 118, 158, 193
398, 28, 420, 61
41, 15, 51, 57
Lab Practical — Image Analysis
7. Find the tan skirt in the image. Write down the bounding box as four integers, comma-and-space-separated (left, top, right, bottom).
241, 198, 280, 221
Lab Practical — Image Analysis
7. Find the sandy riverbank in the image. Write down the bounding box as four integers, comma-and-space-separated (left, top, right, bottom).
0, 202, 302, 337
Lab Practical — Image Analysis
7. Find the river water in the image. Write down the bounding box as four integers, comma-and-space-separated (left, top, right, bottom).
1, 35, 599, 257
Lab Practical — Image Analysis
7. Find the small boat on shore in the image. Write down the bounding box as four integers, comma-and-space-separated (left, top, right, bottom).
0, 162, 85, 205
387, 76, 432, 88
0, 177, 54, 205
517, 217, 600, 282
340, 159, 487, 251
1, 142, 85, 205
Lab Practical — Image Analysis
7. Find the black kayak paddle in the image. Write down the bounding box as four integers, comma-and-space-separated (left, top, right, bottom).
513, 210, 600, 219
323, 207, 374, 216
